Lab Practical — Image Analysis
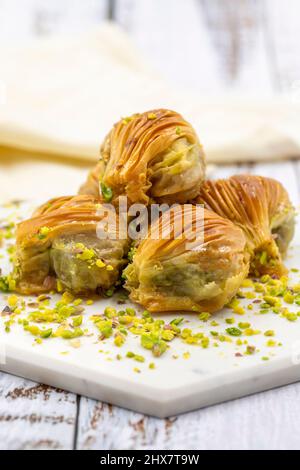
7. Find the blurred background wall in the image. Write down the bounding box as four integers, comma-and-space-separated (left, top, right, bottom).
0, 0, 299, 98
1, 0, 299, 201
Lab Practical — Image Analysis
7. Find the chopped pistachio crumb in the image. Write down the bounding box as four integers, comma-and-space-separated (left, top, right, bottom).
56, 279, 63, 292
134, 354, 145, 363
8, 295, 18, 308
104, 306, 117, 318
263, 295, 280, 307
96, 259, 105, 268
286, 313, 297, 322
226, 298, 240, 309
105, 288, 115, 297
238, 322, 251, 330
55, 327, 84, 340
72, 315, 83, 327
283, 292, 294, 304
246, 345, 256, 355
100, 183, 113, 203
264, 330, 275, 337
244, 328, 261, 336
61, 291, 74, 304
198, 312, 211, 322
38, 226, 51, 239
233, 306, 245, 315
226, 327, 242, 337
114, 334, 125, 347
76, 247, 95, 261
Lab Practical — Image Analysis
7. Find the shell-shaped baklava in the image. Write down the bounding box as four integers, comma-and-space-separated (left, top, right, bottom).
13, 195, 129, 295
193, 175, 295, 277
79, 109, 206, 205
123, 205, 249, 313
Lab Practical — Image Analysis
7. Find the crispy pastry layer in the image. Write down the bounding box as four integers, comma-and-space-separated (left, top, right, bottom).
79, 109, 206, 205
13, 195, 129, 295
124, 205, 249, 313
193, 175, 295, 276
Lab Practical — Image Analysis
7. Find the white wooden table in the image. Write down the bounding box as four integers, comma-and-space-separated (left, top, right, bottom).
1, 0, 300, 450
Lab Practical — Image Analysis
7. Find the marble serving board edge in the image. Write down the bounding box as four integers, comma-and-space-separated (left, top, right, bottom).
1, 341, 300, 418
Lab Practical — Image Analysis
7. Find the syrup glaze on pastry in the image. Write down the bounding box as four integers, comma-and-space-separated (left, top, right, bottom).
13, 195, 129, 295
193, 175, 295, 277
124, 205, 249, 313
79, 109, 206, 206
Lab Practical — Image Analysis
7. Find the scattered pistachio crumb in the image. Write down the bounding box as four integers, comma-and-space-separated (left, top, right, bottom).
183, 352, 190, 360
226, 327, 242, 337
233, 306, 245, 315
246, 345, 256, 355
264, 330, 275, 337
198, 312, 211, 322
38, 226, 50, 239
283, 292, 294, 304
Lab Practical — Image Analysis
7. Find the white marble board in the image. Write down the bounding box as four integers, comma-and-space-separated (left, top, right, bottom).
1, 201, 300, 418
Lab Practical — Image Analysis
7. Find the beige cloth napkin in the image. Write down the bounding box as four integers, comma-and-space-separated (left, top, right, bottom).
0, 147, 90, 202
1, 22, 300, 201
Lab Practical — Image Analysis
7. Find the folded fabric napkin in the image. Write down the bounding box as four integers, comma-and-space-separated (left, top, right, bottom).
0, 21, 300, 201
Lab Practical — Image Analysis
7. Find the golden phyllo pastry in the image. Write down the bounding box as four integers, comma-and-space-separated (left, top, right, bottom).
13, 195, 129, 295
194, 175, 295, 277
79, 109, 206, 205
123, 205, 249, 313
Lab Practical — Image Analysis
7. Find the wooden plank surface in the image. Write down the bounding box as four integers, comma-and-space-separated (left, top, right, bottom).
199, 0, 274, 92
0, 374, 77, 450
116, 0, 219, 91
0, 0, 108, 40
1, 0, 300, 450
77, 382, 300, 450
116, 0, 276, 94
264, 0, 300, 92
